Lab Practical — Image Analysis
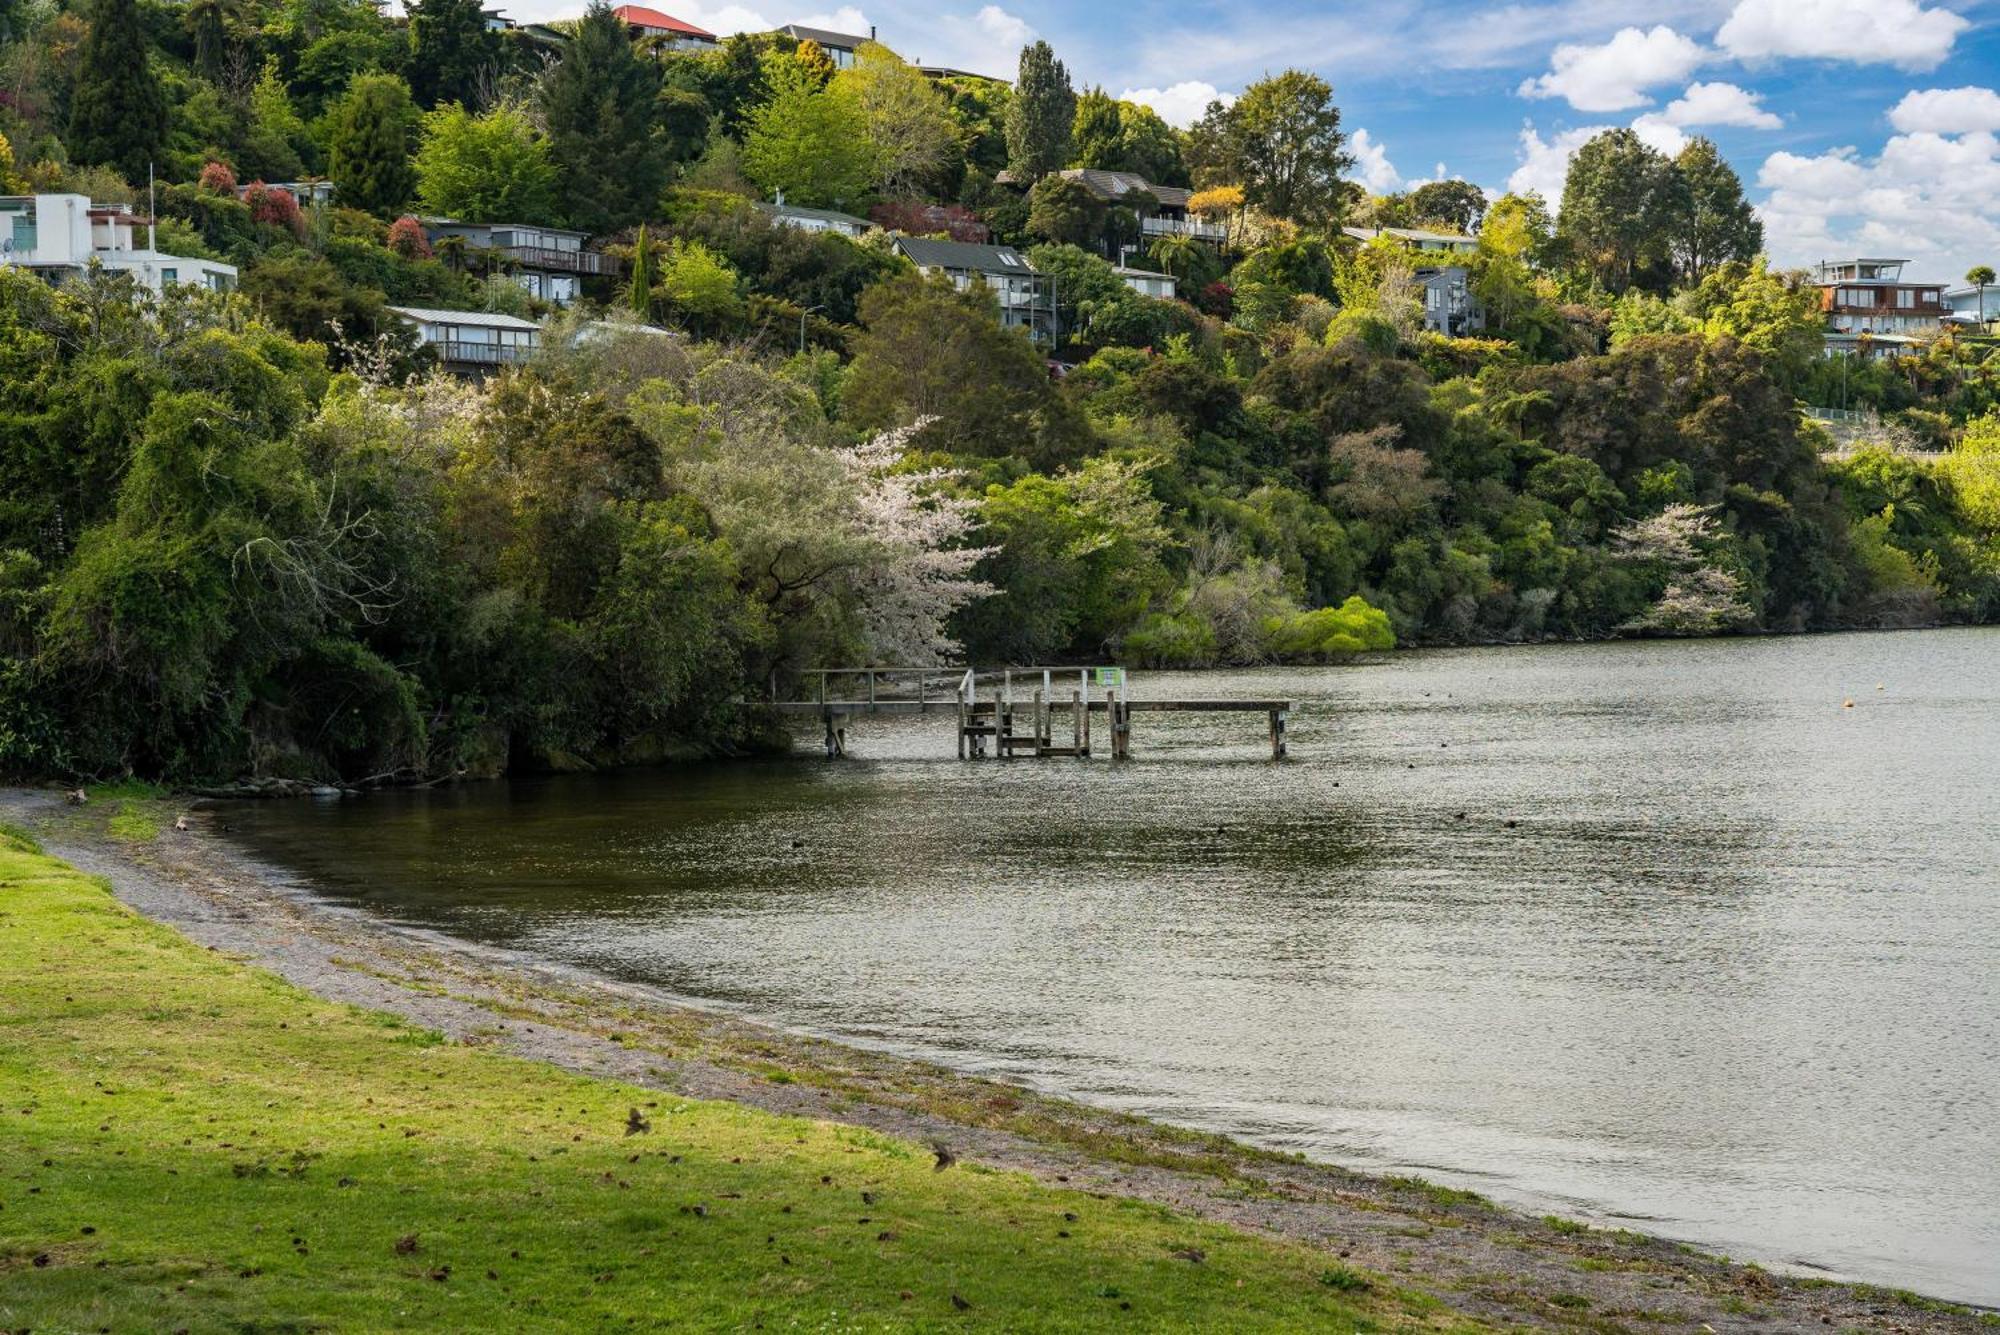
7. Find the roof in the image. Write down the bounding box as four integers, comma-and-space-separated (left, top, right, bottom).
893, 236, 1037, 274
610, 5, 714, 37
755, 200, 872, 229
1112, 265, 1174, 280
388, 306, 543, 331
1054, 169, 1191, 209
777, 23, 869, 49
916, 65, 1004, 82
1342, 225, 1476, 248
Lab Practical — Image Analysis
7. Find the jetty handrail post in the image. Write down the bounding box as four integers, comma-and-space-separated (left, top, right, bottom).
1071, 688, 1083, 757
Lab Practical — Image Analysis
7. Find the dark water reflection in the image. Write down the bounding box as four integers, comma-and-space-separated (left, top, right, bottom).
226, 630, 2000, 1303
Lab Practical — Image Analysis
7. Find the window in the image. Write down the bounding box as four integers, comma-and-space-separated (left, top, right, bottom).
1895, 288, 1914, 308
161, 268, 177, 285
998, 253, 1019, 267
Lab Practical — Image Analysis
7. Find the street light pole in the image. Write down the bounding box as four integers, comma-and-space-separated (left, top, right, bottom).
799, 304, 826, 354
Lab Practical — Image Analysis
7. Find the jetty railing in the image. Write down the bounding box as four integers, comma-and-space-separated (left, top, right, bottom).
772, 666, 1290, 761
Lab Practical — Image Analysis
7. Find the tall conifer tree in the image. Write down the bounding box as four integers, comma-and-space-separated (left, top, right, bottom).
541, 2, 668, 234
1004, 41, 1074, 184
67, 0, 168, 184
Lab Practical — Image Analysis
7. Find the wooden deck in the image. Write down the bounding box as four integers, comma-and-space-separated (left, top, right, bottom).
773, 668, 1292, 760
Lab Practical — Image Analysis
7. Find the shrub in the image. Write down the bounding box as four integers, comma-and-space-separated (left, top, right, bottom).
1120, 610, 1216, 667
386, 215, 432, 261
1263, 596, 1396, 657
197, 160, 238, 194
241, 181, 306, 237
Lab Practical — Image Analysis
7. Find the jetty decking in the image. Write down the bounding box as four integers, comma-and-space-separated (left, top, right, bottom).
771, 667, 1291, 760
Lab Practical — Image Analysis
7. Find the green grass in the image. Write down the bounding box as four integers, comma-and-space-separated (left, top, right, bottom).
0, 829, 1473, 1332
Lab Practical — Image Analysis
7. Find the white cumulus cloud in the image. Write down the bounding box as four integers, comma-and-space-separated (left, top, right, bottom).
1344, 129, 1403, 193
1508, 123, 1612, 201
1655, 81, 1783, 129
900, 5, 1035, 79
1888, 86, 2000, 134
794, 6, 870, 34
1755, 130, 2000, 283
1119, 81, 1232, 130
1517, 25, 1708, 113
1716, 0, 1968, 70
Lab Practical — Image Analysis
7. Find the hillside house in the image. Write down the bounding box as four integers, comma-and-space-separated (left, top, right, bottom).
774, 22, 873, 66
1343, 226, 1484, 336
1812, 258, 1946, 358
892, 236, 1057, 346
757, 197, 872, 237
1052, 169, 1226, 248
610, 4, 716, 46
240, 180, 336, 210
1943, 283, 1996, 332
423, 220, 612, 305
1113, 266, 1177, 300
0, 193, 236, 295
389, 306, 541, 374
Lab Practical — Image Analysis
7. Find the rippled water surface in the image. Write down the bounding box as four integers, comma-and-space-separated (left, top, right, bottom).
226, 630, 2000, 1303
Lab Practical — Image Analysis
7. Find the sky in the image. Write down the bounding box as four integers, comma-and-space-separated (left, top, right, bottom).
504, 0, 2000, 285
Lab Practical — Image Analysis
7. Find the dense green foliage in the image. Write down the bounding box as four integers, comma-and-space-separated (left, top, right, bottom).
1, 5, 1997, 784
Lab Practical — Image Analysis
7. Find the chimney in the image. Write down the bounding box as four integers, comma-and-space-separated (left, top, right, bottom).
870, 25, 876, 39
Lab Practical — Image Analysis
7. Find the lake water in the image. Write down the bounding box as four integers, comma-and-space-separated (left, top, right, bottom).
225, 630, 2000, 1304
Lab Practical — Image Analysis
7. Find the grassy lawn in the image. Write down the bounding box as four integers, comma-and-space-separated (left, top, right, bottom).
0, 825, 1469, 1332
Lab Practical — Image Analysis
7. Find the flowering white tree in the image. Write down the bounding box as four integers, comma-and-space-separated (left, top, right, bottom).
835, 418, 994, 664
1611, 502, 1752, 634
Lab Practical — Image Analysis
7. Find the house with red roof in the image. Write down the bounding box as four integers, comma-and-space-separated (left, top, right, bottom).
609, 4, 717, 47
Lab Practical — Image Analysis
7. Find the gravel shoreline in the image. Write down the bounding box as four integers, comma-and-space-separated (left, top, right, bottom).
8, 786, 1990, 1334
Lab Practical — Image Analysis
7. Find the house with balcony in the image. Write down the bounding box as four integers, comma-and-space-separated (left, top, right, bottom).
1813, 259, 1946, 357
422, 219, 613, 306
610, 4, 716, 46
1342, 226, 1483, 336
240, 179, 336, 210
389, 306, 541, 374
891, 236, 1057, 346
1, 193, 237, 295
1052, 169, 1226, 249
773, 22, 874, 66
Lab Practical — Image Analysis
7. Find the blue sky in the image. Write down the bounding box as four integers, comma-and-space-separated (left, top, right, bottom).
510, 0, 2000, 284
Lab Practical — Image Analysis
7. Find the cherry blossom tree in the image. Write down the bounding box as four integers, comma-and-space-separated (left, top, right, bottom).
1612, 502, 1752, 634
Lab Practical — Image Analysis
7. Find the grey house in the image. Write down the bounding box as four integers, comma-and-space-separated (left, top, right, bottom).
774, 22, 874, 67
1343, 226, 1485, 336
422, 220, 613, 306
892, 236, 1058, 347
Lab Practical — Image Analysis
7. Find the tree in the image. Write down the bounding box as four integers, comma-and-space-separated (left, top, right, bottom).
654, 239, 742, 339
1025, 174, 1101, 247
541, 1, 669, 233
66, 0, 168, 185
1682, 259, 1822, 383
1072, 89, 1187, 185
1558, 128, 1685, 292
628, 225, 656, 319
326, 75, 418, 216
1211, 70, 1352, 225
838, 41, 956, 198
1960, 263, 1992, 323
406, 0, 500, 110
1408, 179, 1486, 233
414, 102, 559, 225
1003, 40, 1074, 184
1611, 503, 1751, 634
743, 58, 876, 208
1671, 137, 1761, 282
843, 274, 1086, 468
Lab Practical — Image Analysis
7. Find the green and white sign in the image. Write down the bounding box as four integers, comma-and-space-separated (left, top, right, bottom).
1094, 667, 1126, 687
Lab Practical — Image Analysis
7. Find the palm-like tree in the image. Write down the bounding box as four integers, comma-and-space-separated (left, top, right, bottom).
1967, 264, 1995, 326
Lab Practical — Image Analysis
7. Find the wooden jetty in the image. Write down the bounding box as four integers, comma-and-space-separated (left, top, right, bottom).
770, 667, 1291, 761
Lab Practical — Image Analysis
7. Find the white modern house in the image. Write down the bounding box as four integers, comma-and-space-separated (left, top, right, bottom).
1944, 283, 1997, 330
0, 193, 237, 294
388, 306, 541, 374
